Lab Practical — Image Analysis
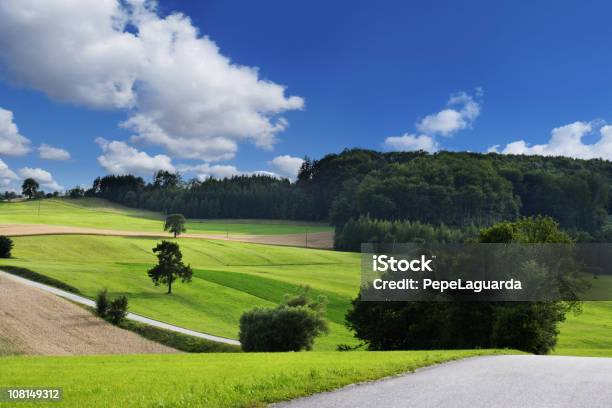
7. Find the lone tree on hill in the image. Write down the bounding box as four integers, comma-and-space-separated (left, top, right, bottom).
147, 240, 192, 294
164, 213, 186, 238
22, 178, 39, 199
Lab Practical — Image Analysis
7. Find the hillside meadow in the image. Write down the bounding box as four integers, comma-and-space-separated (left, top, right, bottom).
1, 198, 610, 355
0, 234, 360, 350
0, 198, 332, 235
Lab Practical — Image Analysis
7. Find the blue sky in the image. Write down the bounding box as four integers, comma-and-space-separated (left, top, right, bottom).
1, 0, 612, 192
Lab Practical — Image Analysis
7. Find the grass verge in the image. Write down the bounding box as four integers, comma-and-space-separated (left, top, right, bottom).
0, 265, 80, 294
0, 349, 517, 407
116, 319, 241, 353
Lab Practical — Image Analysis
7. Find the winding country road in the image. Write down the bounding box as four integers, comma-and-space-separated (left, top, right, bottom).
0, 270, 240, 346
276, 355, 612, 408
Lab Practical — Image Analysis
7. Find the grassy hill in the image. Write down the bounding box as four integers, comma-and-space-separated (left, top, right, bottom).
0, 234, 360, 350
1, 198, 610, 355
0, 350, 515, 407
0, 198, 332, 235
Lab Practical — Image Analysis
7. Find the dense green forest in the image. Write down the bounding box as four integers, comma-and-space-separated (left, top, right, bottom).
86, 149, 612, 243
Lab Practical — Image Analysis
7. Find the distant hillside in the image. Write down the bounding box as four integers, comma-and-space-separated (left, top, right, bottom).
88, 151, 612, 238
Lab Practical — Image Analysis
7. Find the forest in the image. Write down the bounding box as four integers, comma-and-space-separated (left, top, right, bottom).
85, 149, 612, 247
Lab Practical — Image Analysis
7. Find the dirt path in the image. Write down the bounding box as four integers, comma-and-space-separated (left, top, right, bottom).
0, 274, 176, 356
0, 224, 334, 249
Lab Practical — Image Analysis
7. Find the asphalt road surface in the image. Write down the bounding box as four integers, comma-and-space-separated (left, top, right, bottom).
276, 355, 612, 408
0, 270, 240, 346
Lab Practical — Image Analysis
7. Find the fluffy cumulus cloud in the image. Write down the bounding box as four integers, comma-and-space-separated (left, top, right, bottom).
19, 167, 63, 191
383, 134, 438, 152
416, 91, 481, 137
0, 0, 304, 162
489, 121, 612, 160
96, 137, 175, 175
384, 90, 481, 153
0, 107, 30, 155
268, 155, 304, 179
0, 158, 18, 188
38, 144, 71, 161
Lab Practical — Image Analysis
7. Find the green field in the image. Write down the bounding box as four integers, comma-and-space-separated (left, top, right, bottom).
2, 232, 611, 354
0, 198, 332, 235
0, 350, 516, 407
553, 275, 612, 357
554, 302, 612, 357
0, 234, 360, 350
1, 198, 611, 356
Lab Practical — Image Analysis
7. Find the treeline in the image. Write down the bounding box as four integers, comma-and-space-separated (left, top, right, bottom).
298, 150, 610, 234
85, 149, 612, 237
89, 172, 313, 219
334, 217, 477, 251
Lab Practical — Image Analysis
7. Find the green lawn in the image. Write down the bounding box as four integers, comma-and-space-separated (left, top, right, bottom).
0, 350, 516, 407
553, 275, 612, 357
0, 198, 332, 235
0, 234, 360, 350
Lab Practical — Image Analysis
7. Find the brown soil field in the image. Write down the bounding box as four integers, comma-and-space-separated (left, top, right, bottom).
0, 275, 176, 356
0, 224, 334, 249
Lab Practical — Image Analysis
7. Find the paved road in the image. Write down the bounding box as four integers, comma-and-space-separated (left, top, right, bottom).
276, 355, 612, 408
0, 270, 240, 346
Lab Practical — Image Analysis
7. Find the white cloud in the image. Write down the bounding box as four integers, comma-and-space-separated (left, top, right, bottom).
180, 163, 240, 180
416, 91, 481, 136
179, 163, 283, 181
268, 155, 304, 179
19, 167, 63, 191
121, 115, 238, 161
490, 121, 612, 160
38, 144, 71, 161
96, 137, 175, 175
0, 0, 304, 161
0, 158, 18, 188
0, 107, 30, 155
383, 134, 439, 152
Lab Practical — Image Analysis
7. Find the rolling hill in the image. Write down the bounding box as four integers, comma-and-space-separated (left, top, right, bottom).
0, 198, 332, 235
0, 234, 360, 350
1, 198, 610, 355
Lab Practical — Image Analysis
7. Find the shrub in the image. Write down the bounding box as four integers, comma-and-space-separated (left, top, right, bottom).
96, 289, 110, 317
96, 290, 128, 325
0, 236, 13, 258
107, 296, 128, 324
239, 288, 328, 352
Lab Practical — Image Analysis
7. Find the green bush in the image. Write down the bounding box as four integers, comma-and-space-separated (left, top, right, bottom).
0, 236, 13, 258
239, 288, 328, 352
96, 289, 110, 317
96, 289, 128, 324
107, 296, 128, 324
